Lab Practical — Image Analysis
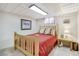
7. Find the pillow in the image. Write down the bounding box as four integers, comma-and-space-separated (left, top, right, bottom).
39, 28, 46, 33
51, 29, 56, 36
44, 28, 51, 34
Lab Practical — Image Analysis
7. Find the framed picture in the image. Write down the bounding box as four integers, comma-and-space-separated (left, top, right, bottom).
21, 19, 32, 30
64, 19, 70, 24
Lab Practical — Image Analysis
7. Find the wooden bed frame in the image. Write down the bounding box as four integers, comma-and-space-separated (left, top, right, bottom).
14, 25, 58, 56
14, 32, 39, 56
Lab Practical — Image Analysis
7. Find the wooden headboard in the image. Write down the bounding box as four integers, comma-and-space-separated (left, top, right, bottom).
39, 25, 57, 31
39, 25, 58, 36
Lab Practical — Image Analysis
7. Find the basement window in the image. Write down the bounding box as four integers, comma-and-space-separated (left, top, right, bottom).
44, 17, 55, 24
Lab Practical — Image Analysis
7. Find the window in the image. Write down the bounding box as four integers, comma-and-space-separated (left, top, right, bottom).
44, 17, 54, 24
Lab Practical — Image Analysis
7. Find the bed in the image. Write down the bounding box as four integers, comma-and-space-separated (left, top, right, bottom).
14, 26, 57, 56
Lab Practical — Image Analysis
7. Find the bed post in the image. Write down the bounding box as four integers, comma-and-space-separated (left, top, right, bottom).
14, 32, 16, 50
34, 38, 39, 56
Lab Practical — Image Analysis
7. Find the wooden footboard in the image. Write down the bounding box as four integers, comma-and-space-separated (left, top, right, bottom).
14, 32, 39, 56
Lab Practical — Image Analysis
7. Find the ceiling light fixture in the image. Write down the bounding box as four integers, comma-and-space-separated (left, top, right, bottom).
29, 4, 48, 15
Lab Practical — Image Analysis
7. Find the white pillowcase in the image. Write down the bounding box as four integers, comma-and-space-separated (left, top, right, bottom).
51, 29, 55, 36
45, 28, 51, 34
39, 28, 45, 33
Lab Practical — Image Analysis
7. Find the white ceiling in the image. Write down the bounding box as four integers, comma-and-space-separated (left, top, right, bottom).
0, 3, 79, 19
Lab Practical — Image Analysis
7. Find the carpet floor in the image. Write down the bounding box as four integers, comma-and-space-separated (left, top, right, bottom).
0, 46, 79, 56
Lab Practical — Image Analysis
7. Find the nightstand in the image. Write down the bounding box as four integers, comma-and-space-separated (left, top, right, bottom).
57, 36, 78, 51
57, 38, 72, 47
70, 41, 78, 51
57, 35, 64, 46
78, 43, 79, 51
57, 38, 63, 47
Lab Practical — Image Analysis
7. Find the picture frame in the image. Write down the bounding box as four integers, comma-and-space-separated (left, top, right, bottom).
64, 19, 70, 24
21, 19, 32, 30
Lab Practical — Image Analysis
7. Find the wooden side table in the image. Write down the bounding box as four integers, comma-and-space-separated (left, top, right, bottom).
58, 39, 71, 47
57, 37, 78, 51
57, 39, 63, 47
77, 42, 79, 51
78, 43, 79, 51
70, 41, 78, 51
57, 35, 63, 46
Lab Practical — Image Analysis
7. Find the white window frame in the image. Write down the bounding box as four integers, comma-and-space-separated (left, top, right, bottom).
44, 17, 55, 24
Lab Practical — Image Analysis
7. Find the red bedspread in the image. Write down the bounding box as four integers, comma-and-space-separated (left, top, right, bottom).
29, 33, 57, 56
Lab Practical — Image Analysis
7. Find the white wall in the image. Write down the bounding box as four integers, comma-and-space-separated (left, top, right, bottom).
56, 12, 77, 41
77, 11, 79, 42
0, 12, 38, 50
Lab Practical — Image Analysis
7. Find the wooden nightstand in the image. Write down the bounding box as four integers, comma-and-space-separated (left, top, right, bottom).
57, 35, 64, 46
57, 37, 78, 51
70, 42, 78, 51
78, 43, 79, 51
57, 38, 72, 47
57, 38, 63, 47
